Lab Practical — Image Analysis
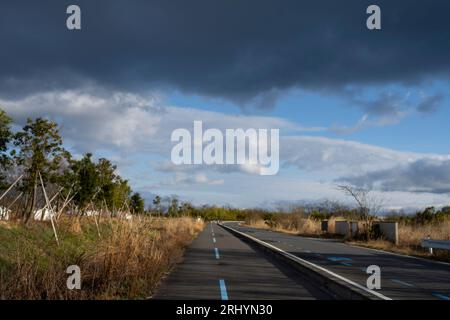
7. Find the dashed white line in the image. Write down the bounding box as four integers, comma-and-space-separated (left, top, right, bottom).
219, 279, 229, 300
390, 279, 415, 288
214, 248, 220, 259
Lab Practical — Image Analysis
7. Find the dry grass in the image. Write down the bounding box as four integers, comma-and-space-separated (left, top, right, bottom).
0, 215, 204, 299
351, 220, 450, 261
398, 220, 450, 245
244, 214, 348, 237
246, 219, 271, 230
245, 214, 450, 262
245, 214, 324, 236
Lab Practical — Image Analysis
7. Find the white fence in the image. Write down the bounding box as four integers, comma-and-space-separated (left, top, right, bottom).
0, 207, 11, 220
34, 208, 53, 221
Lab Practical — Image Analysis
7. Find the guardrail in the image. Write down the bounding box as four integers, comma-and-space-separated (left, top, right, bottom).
421, 239, 450, 255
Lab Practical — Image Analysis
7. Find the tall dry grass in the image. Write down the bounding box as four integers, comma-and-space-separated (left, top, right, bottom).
245, 213, 327, 236
0, 216, 203, 299
358, 219, 450, 261
398, 220, 450, 245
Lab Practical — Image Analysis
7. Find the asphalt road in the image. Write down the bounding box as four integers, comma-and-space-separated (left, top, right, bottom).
225, 222, 450, 300
153, 222, 333, 300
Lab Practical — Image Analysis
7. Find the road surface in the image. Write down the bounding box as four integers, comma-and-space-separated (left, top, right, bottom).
153, 222, 333, 300
225, 222, 450, 300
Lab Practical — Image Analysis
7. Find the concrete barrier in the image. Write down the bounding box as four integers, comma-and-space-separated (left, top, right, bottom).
373, 222, 398, 245
335, 221, 349, 236
321, 220, 328, 233
349, 221, 359, 237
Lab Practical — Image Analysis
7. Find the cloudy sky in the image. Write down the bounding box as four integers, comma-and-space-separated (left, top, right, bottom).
1, 0, 450, 210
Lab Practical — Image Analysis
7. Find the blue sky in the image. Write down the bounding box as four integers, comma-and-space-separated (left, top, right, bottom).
168, 83, 450, 154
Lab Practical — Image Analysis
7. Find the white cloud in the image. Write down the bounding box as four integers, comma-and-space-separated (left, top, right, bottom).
330, 112, 408, 135
2, 89, 450, 210
0, 90, 162, 152
281, 135, 427, 176
156, 172, 224, 187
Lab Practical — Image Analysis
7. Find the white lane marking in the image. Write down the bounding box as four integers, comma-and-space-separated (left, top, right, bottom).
432, 292, 450, 300
222, 224, 392, 301
341, 262, 353, 267
213, 237, 216, 243
390, 279, 415, 288
214, 248, 220, 259
328, 256, 352, 262
219, 279, 229, 300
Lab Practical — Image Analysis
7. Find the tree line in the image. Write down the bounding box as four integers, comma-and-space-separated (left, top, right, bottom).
0, 108, 145, 221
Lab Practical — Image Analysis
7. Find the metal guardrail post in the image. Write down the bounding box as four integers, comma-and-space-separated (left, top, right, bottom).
427, 236, 433, 255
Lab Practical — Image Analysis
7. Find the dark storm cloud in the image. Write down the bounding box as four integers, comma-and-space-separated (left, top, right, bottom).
339, 159, 450, 194
348, 91, 407, 116
417, 94, 444, 113
1, 0, 450, 103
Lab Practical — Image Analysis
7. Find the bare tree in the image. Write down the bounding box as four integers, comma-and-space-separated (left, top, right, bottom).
337, 184, 384, 239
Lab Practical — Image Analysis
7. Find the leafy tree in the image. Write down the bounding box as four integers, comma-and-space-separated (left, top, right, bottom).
152, 195, 162, 215
414, 207, 437, 224
179, 201, 194, 216
12, 118, 68, 222
112, 178, 131, 211
0, 109, 12, 189
71, 153, 99, 209
95, 158, 119, 209
168, 197, 179, 217
440, 206, 450, 216
62, 155, 132, 213
130, 192, 145, 214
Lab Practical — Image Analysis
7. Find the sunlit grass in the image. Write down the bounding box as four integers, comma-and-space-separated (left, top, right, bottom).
0, 216, 204, 299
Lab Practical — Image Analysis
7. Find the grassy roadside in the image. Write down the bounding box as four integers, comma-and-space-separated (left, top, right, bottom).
348, 221, 450, 262
244, 215, 450, 262
0, 216, 204, 299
